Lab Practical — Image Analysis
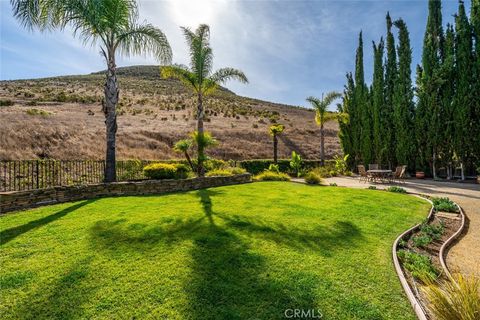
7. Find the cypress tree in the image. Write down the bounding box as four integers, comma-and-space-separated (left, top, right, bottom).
393, 19, 415, 169
339, 73, 356, 166
471, 0, 480, 165
417, 0, 444, 177
384, 12, 397, 167
354, 32, 370, 164
439, 24, 456, 179
453, 0, 474, 180
372, 39, 385, 164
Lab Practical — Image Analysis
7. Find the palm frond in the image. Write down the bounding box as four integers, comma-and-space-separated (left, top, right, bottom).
181, 24, 213, 83
10, 0, 66, 30
161, 65, 198, 92
322, 91, 342, 106
306, 96, 321, 109
116, 23, 172, 64
210, 67, 249, 84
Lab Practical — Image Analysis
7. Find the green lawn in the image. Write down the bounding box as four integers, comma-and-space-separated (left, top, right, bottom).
0, 182, 429, 319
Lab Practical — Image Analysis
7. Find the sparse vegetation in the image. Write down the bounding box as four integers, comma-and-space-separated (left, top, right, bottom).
0, 99, 14, 106
397, 250, 439, 283
25, 108, 52, 116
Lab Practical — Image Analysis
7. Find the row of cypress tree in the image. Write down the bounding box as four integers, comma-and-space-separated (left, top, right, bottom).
339, 0, 480, 179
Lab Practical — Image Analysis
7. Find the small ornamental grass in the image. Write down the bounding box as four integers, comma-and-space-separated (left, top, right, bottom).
304, 172, 322, 185
143, 163, 190, 180
422, 273, 480, 320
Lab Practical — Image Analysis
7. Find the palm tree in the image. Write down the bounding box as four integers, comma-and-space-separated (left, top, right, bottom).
11, 0, 172, 182
174, 139, 194, 172
269, 124, 285, 164
161, 24, 248, 176
306, 92, 341, 166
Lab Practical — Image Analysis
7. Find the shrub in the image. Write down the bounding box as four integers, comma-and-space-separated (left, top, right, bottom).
397, 250, 439, 283
367, 186, 377, 190
304, 172, 322, 185
26, 108, 51, 116
310, 167, 333, 178
387, 186, 407, 193
0, 99, 14, 106
421, 221, 445, 240
333, 154, 350, 175
329, 183, 337, 186
422, 273, 480, 320
254, 170, 290, 181
412, 234, 433, 248
205, 167, 246, 177
143, 163, 189, 180
239, 159, 330, 175
432, 197, 459, 213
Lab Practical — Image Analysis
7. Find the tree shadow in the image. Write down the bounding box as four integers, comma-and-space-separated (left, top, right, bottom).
88, 188, 364, 318
14, 256, 95, 319
1, 200, 96, 246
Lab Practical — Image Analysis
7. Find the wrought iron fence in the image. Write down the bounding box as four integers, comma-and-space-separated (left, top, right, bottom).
0, 160, 156, 192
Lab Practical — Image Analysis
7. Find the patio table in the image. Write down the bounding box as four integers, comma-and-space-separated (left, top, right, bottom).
367, 169, 392, 183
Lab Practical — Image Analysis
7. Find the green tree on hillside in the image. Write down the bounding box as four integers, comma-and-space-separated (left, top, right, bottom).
306, 92, 341, 166
161, 24, 248, 176
11, 0, 172, 182
269, 124, 285, 164
393, 19, 415, 169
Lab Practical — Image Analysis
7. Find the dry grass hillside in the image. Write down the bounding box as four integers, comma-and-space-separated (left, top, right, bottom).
0, 65, 340, 160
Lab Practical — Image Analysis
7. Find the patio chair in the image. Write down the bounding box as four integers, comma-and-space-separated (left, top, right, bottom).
357, 165, 370, 183
389, 166, 403, 183
369, 164, 379, 170
398, 165, 407, 183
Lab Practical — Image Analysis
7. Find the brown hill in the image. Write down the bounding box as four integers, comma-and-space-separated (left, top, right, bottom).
0, 65, 340, 160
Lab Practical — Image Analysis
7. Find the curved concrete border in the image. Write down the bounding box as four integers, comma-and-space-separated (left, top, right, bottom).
439, 203, 466, 280
392, 195, 434, 320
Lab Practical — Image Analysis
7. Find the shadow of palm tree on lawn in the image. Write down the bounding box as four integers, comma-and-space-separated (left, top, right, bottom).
89, 189, 364, 319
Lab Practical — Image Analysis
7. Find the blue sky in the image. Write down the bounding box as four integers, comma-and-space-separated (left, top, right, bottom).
0, 0, 469, 107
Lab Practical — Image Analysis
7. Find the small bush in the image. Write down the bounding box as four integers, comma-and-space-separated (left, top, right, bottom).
304, 172, 322, 185
397, 250, 439, 283
368, 186, 377, 190
205, 167, 246, 177
310, 167, 333, 178
412, 234, 433, 248
329, 183, 337, 186
0, 99, 14, 106
420, 221, 445, 240
26, 108, 52, 116
254, 170, 290, 181
387, 186, 407, 193
432, 197, 458, 213
143, 163, 189, 180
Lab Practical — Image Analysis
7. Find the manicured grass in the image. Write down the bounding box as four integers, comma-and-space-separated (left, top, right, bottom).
0, 182, 429, 319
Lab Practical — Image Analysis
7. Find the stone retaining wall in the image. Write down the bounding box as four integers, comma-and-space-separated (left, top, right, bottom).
0, 174, 251, 214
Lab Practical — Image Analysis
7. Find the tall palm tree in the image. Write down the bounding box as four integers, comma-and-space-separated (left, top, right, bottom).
269, 124, 284, 164
11, 0, 172, 182
306, 92, 341, 166
161, 24, 248, 176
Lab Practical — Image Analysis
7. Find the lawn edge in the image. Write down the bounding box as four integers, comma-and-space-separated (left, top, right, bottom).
392, 195, 433, 320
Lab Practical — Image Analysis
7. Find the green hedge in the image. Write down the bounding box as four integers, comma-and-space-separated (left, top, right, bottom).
143, 163, 190, 180
238, 159, 334, 175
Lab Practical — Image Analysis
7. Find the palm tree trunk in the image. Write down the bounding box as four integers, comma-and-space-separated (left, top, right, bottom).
184, 151, 195, 172
273, 134, 278, 164
197, 92, 205, 177
320, 124, 325, 166
103, 52, 118, 183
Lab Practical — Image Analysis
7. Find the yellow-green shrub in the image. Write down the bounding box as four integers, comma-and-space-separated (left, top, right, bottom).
205, 167, 246, 177
304, 172, 322, 185
254, 170, 290, 181
143, 163, 190, 180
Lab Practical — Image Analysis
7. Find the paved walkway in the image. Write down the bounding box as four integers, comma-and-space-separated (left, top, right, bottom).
321, 176, 480, 277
